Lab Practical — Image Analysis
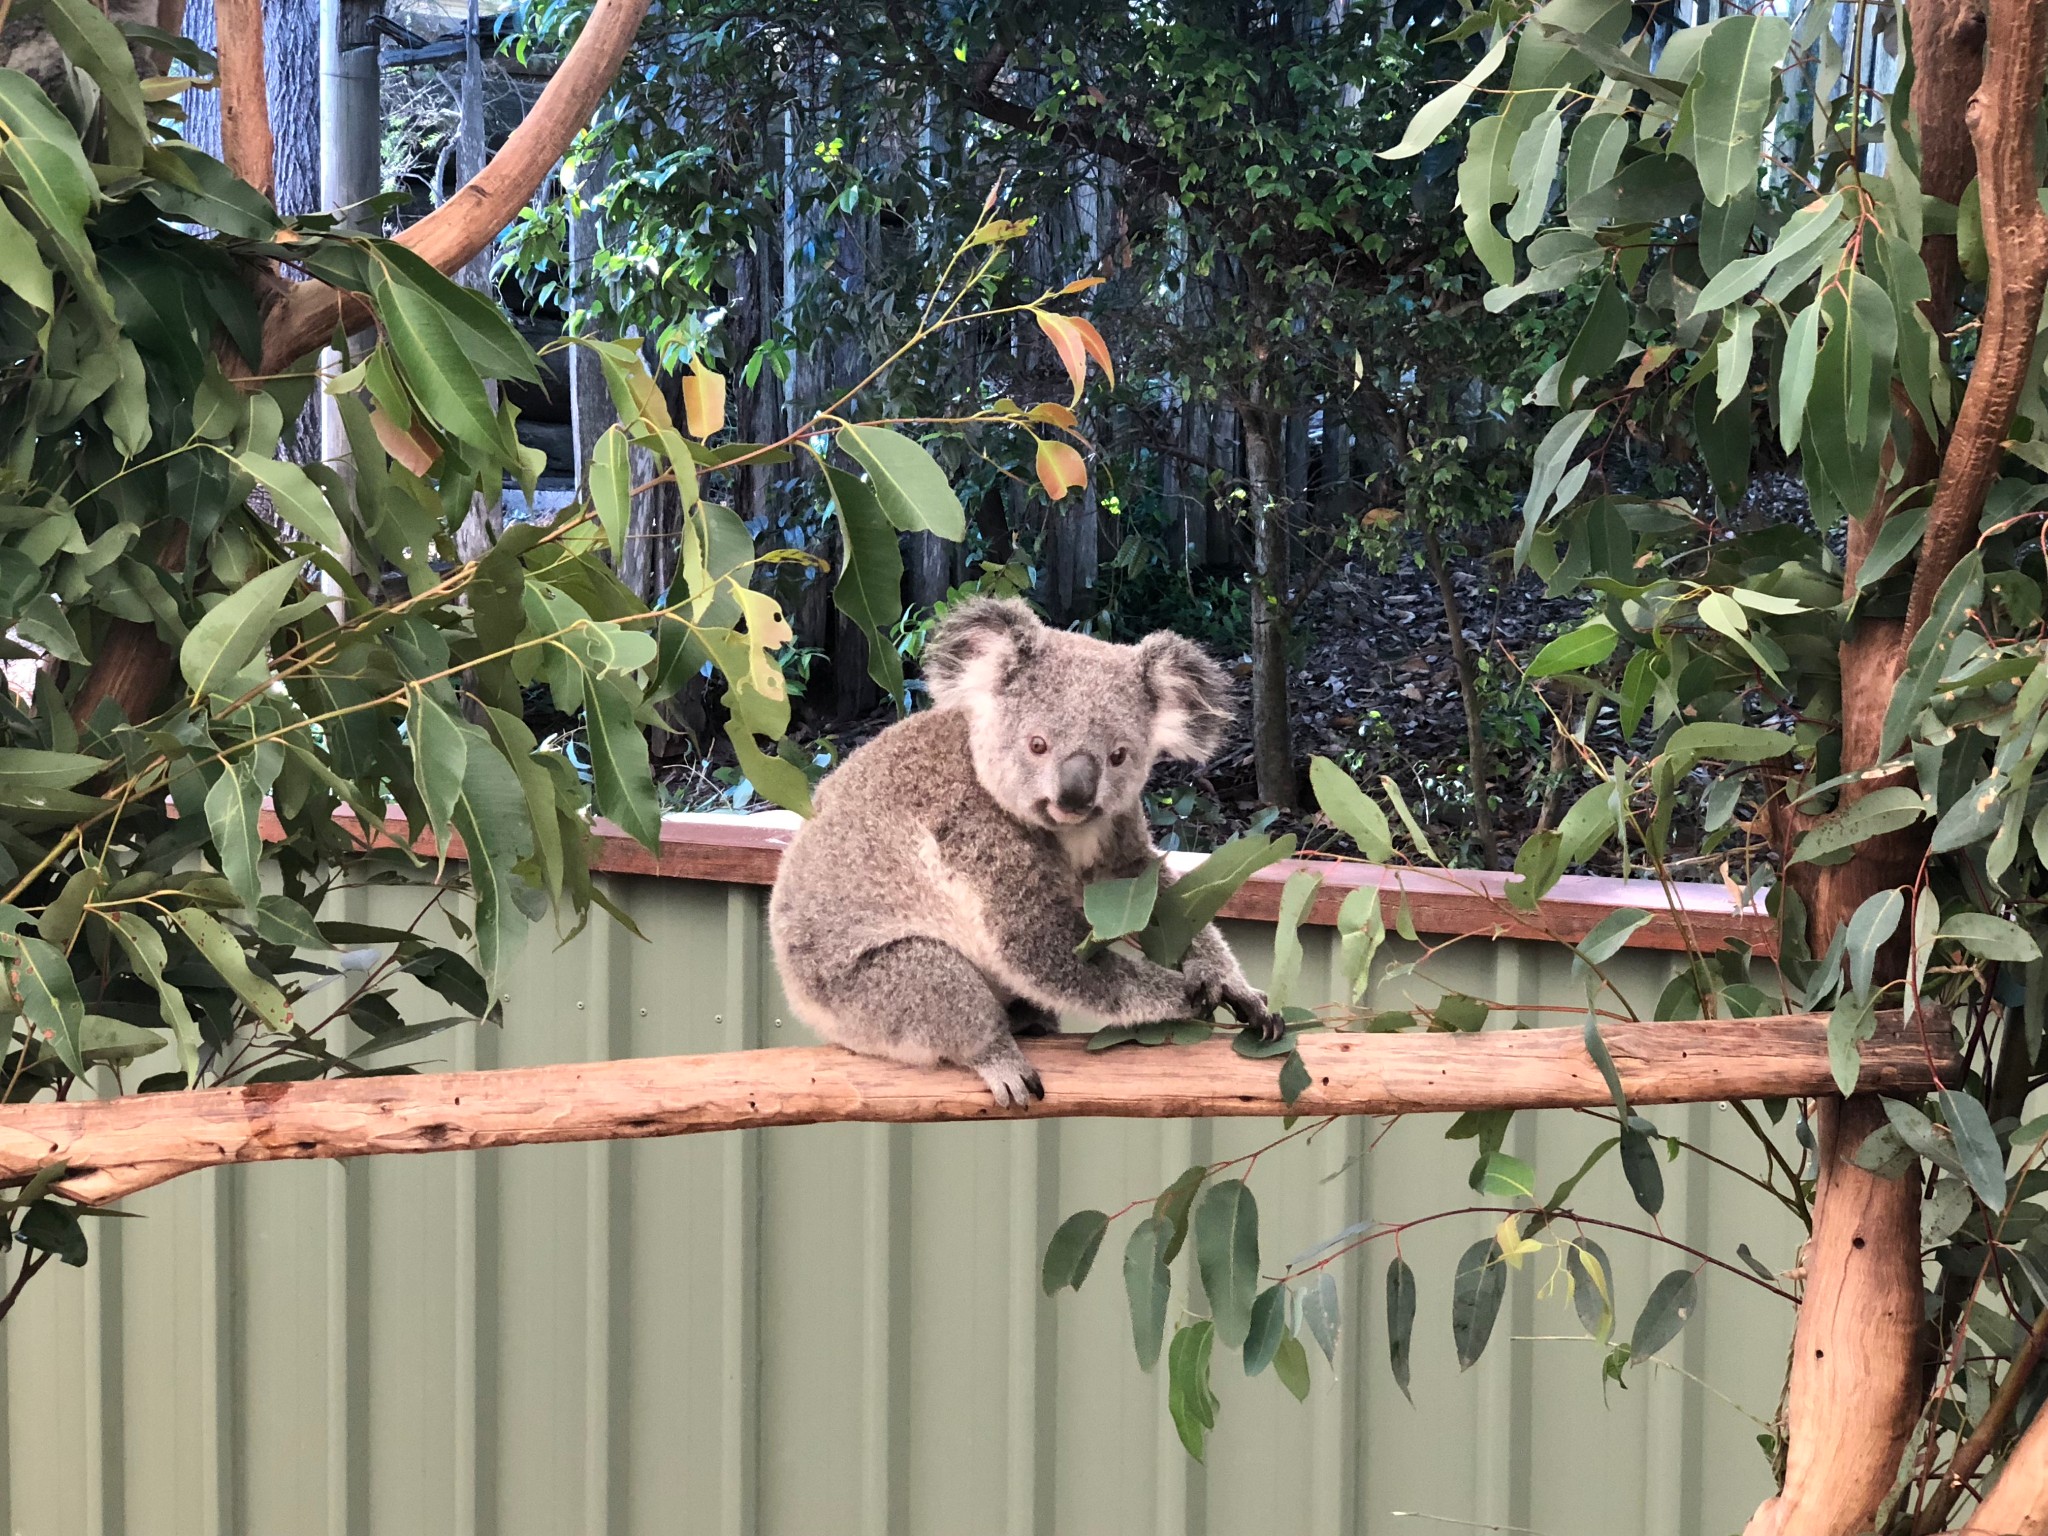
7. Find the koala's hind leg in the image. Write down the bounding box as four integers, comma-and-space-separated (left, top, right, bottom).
826, 939, 1046, 1108
1006, 998, 1059, 1037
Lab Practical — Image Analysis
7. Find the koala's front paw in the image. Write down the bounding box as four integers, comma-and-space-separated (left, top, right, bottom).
1184, 964, 1285, 1043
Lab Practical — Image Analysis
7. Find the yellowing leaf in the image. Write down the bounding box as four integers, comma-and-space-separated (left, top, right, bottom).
681, 358, 727, 438
1035, 438, 1087, 499
1495, 1214, 1544, 1270
1035, 311, 1091, 399
736, 588, 793, 704
1067, 314, 1115, 387
369, 407, 439, 473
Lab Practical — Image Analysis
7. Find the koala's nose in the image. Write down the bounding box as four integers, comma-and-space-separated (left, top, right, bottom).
1056, 751, 1100, 813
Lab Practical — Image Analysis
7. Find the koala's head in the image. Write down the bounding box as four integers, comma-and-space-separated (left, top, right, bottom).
922, 598, 1233, 831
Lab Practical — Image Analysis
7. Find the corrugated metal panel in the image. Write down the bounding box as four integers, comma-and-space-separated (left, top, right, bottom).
1, 874, 1803, 1534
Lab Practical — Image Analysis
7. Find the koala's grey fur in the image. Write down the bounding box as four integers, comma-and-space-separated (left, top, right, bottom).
769, 598, 1279, 1108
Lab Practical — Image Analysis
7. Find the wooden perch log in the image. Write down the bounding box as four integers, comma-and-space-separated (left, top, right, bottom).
0, 1013, 1953, 1207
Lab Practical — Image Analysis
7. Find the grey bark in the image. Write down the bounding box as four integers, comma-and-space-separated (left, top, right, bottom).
1243, 407, 1296, 808
452, 0, 501, 563
182, 0, 322, 460
1420, 526, 1499, 868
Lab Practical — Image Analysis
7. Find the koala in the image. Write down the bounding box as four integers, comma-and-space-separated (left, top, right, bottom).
768, 598, 1280, 1108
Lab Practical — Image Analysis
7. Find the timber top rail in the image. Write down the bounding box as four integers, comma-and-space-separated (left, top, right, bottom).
264, 808, 1775, 955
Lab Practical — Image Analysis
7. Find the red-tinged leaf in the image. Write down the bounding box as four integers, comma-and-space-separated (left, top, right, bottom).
1036, 439, 1087, 499
1027, 402, 1079, 429
370, 407, 439, 472
1035, 311, 1089, 399
1068, 315, 1116, 387
1060, 276, 1106, 294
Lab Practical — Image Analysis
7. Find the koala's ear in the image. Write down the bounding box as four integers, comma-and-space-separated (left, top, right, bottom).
1139, 632, 1234, 762
923, 598, 1042, 706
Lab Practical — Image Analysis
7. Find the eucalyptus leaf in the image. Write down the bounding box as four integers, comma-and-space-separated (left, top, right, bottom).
1194, 1179, 1260, 1348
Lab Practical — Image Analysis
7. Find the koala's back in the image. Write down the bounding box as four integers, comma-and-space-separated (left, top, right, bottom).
769, 707, 1055, 992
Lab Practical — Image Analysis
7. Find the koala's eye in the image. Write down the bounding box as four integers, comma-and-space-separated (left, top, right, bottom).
1108, 746, 1129, 767
1029, 735, 1049, 755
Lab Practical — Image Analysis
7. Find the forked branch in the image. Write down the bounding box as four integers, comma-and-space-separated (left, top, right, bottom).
0, 1015, 1952, 1208
258, 0, 655, 371
1905, 0, 2048, 638
1957, 1397, 2048, 1533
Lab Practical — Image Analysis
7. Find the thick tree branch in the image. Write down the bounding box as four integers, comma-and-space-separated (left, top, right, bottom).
1906, 0, 1986, 329
0, 1015, 1953, 1208
1917, 1300, 2048, 1532
258, 0, 655, 372
214, 0, 273, 196
1906, 0, 2048, 639
1956, 1394, 2048, 1534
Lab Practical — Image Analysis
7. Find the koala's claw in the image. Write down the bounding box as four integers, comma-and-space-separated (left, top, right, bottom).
1222, 985, 1286, 1043
1184, 968, 1284, 1042
977, 1058, 1046, 1108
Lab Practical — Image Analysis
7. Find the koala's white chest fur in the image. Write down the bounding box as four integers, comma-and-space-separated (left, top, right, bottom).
1055, 819, 1115, 876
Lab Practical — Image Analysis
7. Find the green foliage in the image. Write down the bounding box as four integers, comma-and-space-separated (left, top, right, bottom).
0, 21, 1119, 1284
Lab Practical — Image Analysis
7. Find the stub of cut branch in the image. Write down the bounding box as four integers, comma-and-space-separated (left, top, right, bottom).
0, 1013, 1953, 1207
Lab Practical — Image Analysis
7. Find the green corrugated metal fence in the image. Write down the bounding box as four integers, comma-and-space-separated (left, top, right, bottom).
1, 870, 1800, 1536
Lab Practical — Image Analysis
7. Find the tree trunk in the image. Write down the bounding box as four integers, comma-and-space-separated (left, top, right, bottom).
1747, 5, 2048, 1532
1421, 526, 1498, 868
1207, 405, 1239, 568
181, 0, 321, 460
1243, 406, 1296, 808
906, 534, 952, 612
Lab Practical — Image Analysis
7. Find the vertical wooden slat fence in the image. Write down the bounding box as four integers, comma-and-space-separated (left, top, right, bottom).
1, 818, 1802, 1536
